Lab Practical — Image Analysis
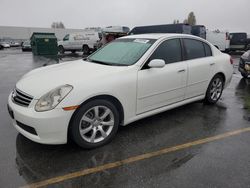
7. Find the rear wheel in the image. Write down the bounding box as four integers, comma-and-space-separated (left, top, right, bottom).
204, 75, 224, 104
70, 99, 119, 149
58, 45, 64, 54
82, 45, 90, 55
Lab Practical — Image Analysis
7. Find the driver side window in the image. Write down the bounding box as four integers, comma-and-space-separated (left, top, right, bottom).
149, 39, 182, 64
63, 34, 69, 41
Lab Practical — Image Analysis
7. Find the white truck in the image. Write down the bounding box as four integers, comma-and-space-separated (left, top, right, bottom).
206, 30, 230, 52
58, 31, 100, 54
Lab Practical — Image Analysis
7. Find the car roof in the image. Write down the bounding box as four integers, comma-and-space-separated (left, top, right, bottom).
122, 33, 196, 40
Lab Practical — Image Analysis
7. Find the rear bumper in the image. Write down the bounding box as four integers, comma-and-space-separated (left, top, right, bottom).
8, 94, 74, 144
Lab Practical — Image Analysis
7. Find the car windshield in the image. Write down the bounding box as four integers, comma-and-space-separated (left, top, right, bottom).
87, 38, 156, 66
24, 41, 30, 45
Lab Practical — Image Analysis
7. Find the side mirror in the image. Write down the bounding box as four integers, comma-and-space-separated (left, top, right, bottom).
148, 59, 165, 68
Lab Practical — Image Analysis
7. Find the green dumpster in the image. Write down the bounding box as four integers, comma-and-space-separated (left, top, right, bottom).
30, 32, 58, 55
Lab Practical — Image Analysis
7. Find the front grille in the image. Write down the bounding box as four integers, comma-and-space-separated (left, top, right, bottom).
12, 88, 33, 107
16, 121, 38, 135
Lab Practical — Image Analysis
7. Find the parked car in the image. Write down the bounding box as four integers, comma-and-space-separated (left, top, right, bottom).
206, 30, 230, 52
21, 40, 32, 52
239, 50, 250, 78
58, 31, 100, 55
10, 42, 21, 47
8, 34, 233, 149
229, 32, 250, 51
0, 42, 10, 48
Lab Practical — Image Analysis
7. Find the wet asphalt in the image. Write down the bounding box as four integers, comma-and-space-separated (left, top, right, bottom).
0, 48, 250, 188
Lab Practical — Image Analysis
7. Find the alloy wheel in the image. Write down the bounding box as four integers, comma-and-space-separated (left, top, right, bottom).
210, 78, 223, 101
79, 106, 114, 143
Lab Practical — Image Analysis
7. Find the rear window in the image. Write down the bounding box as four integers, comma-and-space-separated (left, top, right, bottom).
184, 39, 206, 60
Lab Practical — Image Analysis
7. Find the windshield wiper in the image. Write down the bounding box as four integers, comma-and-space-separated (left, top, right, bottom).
90, 59, 111, 65
86, 58, 127, 66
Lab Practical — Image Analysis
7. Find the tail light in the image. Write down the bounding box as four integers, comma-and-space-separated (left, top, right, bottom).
230, 56, 234, 65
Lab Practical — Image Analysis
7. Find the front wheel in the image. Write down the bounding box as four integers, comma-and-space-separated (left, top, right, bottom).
82, 45, 90, 55
204, 75, 224, 104
70, 99, 119, 149
58, 45, 64, 54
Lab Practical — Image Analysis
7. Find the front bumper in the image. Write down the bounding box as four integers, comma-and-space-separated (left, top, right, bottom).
8, 94, 74, 144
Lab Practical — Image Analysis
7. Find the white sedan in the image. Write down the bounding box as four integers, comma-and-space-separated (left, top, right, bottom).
8, 34, 233, 149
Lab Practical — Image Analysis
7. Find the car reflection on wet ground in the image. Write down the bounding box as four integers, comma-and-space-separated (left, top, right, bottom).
0, 48, 250, 188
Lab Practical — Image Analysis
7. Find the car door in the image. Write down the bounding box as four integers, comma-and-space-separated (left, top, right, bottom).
72, 33, 83, 50
62, 34, 70, 50
137, 38, 187, 114
183, 38, 215, 99
68, 34, 77, 50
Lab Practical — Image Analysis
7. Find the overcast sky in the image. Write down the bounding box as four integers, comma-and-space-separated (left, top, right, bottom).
0, 0, 250, 33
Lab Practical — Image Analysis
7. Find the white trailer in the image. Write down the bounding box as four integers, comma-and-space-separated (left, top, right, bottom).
206, 30, 230, 52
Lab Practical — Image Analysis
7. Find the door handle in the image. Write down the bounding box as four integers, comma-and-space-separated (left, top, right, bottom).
178, 69, 186, 73
210, 63, 215, 66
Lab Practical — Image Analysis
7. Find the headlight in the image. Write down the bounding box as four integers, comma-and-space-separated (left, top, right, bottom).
35, 85, 73, 112
245, 64, 250, 71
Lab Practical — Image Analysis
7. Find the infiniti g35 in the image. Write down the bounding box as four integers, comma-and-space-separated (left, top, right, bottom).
8, 34, 233, 148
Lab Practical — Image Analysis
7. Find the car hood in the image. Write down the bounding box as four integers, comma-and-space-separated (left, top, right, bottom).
16, 60, 129, 99
2, 43, 10, 47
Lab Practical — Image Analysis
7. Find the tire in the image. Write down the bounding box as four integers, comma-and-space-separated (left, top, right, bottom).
58, 45, 64, 54
241, 72, 248, 78
204, 74, 224, 104
82, 45, 89, 55
70, 99, 119, 149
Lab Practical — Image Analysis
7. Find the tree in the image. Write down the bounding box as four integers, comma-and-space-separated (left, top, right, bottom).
173, 19, 180, 24
51, 22, 65, 29
186, 12, 196, 26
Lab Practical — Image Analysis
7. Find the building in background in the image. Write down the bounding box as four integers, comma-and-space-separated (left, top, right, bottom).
0, 26, 85, 42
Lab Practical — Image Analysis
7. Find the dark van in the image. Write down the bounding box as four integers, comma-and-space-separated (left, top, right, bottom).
229, 32, 250, 51
191, 25, 206, 39
129, 24, 192, 35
